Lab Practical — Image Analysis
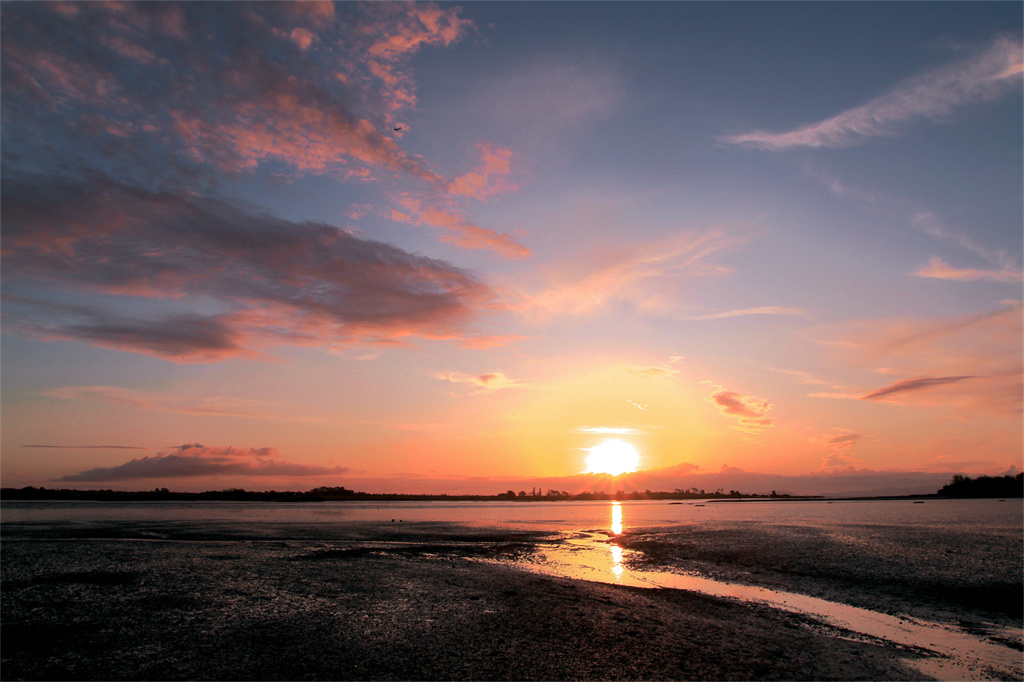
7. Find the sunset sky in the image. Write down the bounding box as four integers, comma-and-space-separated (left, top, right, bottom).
2, 2, 1021, 496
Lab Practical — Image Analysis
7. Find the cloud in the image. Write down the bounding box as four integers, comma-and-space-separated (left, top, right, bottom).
1, 2, 469, 183
723, 37, 1023, 150
23, 444, 145, 450
768, 368, 828, 386
575, 427, 642, 435
624, 365, 679, 379
913, 257, 1022, 283
861, 375, 975, 401
812, 303, 1022, 416
57, 443, 351, 482
514, 229, 745, 320
709, 390, 773, 432
431, 371, 520, 392
693, 306, 810, 321
43, 386, 325, 422
2, 174, 496, 361
811, 431, 865, 469
448, 144, 518, 200
396, 197, 532, 259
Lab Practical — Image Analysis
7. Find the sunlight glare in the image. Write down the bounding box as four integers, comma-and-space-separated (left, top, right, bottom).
585, 439, 640, 476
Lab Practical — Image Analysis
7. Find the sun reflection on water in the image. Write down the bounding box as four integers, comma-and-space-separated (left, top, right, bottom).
609, 544, 624, 579
611, 501, 623, 535
610, 501, 624, 579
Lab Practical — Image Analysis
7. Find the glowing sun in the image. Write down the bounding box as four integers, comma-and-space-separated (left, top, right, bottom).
585, 439, 640, 476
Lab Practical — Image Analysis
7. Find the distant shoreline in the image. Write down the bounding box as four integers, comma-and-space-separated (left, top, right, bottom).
4, 473, 1020, 502
0, 486, 822, 503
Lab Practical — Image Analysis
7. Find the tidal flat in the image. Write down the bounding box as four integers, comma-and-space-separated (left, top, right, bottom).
1, 503, 1021, 681
2, 531, 928, 681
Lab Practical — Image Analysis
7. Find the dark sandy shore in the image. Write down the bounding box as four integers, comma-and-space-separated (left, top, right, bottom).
0, 528, 932, 681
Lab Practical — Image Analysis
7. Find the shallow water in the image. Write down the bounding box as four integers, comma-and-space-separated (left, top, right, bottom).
3, 497, 1020, 532
500, 529, 1023, 681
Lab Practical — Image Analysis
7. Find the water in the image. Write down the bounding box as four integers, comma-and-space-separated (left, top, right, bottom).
3, 498, 1022, 679
2, 496, 1019, 531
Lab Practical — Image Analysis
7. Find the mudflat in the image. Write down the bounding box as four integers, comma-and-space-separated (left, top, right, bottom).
1, 532, 927, 681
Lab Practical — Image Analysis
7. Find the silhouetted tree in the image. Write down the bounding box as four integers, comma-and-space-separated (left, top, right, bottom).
938, 473, 1023, 498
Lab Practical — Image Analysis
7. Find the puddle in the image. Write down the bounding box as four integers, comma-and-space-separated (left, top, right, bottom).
493, 531, 1023, 681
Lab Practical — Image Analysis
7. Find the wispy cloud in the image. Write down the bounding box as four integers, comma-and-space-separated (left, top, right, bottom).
2, 175, 496, 361
575, 426, 642, 435
43, 386, 325, 422
812, 302, 1022, 416
431, 371, 521, 392
624, 364, 679, 379
57, 443, 350, 482
723, 37, 1022, 150
861, 375, 975, 401
769, 368, 828, 386
913, 257, 1022, 283
23, 444, 145, 450
811, 430, 866, 469
514, 229, 746, 320
692, 306, 809, 321
395, 197, 531, 259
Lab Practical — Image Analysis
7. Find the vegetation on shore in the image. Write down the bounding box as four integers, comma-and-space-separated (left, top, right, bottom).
3, 472, 1019, 502
936, 473, 1023, 498
0, 485, 809, 503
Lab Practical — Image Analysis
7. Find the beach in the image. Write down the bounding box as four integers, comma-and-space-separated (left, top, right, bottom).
2, 531, 928, 681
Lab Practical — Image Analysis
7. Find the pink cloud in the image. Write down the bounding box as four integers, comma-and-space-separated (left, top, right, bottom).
3, 3, 463, 183
431, 371, 521, 392
365, 4, 472, 59
693, 306, 810, 321
289, 28, 316, 51
709, 390, 774, 432
448, 144, 518, 200
398, 197, 532, 259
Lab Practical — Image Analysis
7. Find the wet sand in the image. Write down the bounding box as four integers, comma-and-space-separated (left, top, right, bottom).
0, 528, 931, 681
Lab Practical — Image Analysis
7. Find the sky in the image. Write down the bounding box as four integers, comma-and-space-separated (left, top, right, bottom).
1, 1, 1021, 497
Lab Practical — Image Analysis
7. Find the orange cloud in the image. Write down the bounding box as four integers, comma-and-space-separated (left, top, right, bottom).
448, 144, 518, 200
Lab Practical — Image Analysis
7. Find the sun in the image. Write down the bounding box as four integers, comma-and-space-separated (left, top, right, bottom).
585, 439, 640, 476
